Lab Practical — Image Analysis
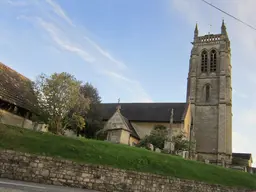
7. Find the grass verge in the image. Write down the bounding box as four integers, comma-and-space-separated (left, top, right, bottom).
0, 123, 255, 189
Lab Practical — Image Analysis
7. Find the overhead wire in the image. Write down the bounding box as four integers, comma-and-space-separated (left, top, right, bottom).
200, 0, 256, 31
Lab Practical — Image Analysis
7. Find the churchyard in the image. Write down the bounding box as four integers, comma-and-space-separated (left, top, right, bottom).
0, 123, 256, 190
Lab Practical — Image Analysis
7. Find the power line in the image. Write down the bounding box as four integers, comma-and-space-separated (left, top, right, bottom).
200, 0, 256, 31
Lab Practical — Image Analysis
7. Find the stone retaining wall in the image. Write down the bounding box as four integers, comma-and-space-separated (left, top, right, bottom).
0, 150, 252, 192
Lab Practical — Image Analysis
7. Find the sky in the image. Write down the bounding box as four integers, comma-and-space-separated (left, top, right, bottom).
0, 0, 255, 166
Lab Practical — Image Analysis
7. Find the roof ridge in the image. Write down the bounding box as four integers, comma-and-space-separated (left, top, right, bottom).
0, 62, 30, 82
101, 103, 187, 123
116, 110, 139, 137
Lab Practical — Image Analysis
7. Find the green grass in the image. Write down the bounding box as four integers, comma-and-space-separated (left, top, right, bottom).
0, 124, 256, 189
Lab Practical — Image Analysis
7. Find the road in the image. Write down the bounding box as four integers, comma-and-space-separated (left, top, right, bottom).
0, 179, 98, 192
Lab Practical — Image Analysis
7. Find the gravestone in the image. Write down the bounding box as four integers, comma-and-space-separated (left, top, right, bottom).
148, 143, 154, 151
155, 148, 161, 153
205, 159, 210, 164
182, 151, 189, 159
164, 141, 174, 153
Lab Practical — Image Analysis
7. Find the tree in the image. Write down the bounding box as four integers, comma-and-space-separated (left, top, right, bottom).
172, 132, 194, 154
33, 72, 90, 135
137, 125, 193, 154
63, 113, 86, 137
79, 82, 103, 138
137, 125, 168, 150
80, 82, 101, 104
65, 89, 92, 136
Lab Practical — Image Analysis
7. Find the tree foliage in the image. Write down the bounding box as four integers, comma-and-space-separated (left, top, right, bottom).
172, 132, 191, 154
137, 125, 168, 150
33, 72, 90, 134
63, 113, 86, 136
80, 82, 101, 104
137, 125, 193, 153
79, 82, 103, 138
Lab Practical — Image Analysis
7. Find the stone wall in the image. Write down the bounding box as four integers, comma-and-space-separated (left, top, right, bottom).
0, 109, 33, 129
0, 109, 48, 132
0, 150, 252, 192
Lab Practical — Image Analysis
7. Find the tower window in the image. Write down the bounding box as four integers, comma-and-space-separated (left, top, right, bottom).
205, 84, 210, 101
201, 50, 208, 73
210, 50, 217, 72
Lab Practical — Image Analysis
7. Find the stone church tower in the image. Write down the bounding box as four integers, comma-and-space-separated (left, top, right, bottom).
186, 21, 232, 165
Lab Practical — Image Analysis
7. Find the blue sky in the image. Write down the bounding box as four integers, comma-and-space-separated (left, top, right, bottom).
0, 0, 255, 165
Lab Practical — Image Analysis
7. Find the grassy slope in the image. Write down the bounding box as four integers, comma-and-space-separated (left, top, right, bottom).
0, 124, 255, 189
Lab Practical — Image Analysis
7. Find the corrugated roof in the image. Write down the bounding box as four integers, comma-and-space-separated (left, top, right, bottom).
100, 102, 188, 123
232, 153, 252, 160
0, 62, 38, 113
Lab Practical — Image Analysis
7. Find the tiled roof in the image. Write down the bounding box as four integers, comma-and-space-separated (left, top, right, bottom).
100, 103, 188, 123
0, 62, 38, 113
232, 153, 252, 160
122, 116, 140, 139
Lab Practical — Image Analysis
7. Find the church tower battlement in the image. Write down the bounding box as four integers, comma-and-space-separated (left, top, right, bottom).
186, 21, 232, 165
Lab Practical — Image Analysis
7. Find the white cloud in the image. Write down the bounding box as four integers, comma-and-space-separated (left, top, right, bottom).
233, 132, 250, 153
10, 0, 151, 103
84, 36, 127, 70
233, 131, 256, 168
236, 110, 256, 129
45, 0, 74, 26
103, 71, 134, 83
233, 89, 248, 99
103, 70, 152, 102
171, 0, 209, 34
37, 18, 95, 63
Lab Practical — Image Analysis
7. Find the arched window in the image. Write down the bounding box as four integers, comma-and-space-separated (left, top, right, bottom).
210, 50, 217, 72
205, 84, 210, 101
201, 50, 208, 73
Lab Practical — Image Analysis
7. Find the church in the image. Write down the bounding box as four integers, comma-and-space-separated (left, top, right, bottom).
0, 20, 253, 170
100, 20, 233, 166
